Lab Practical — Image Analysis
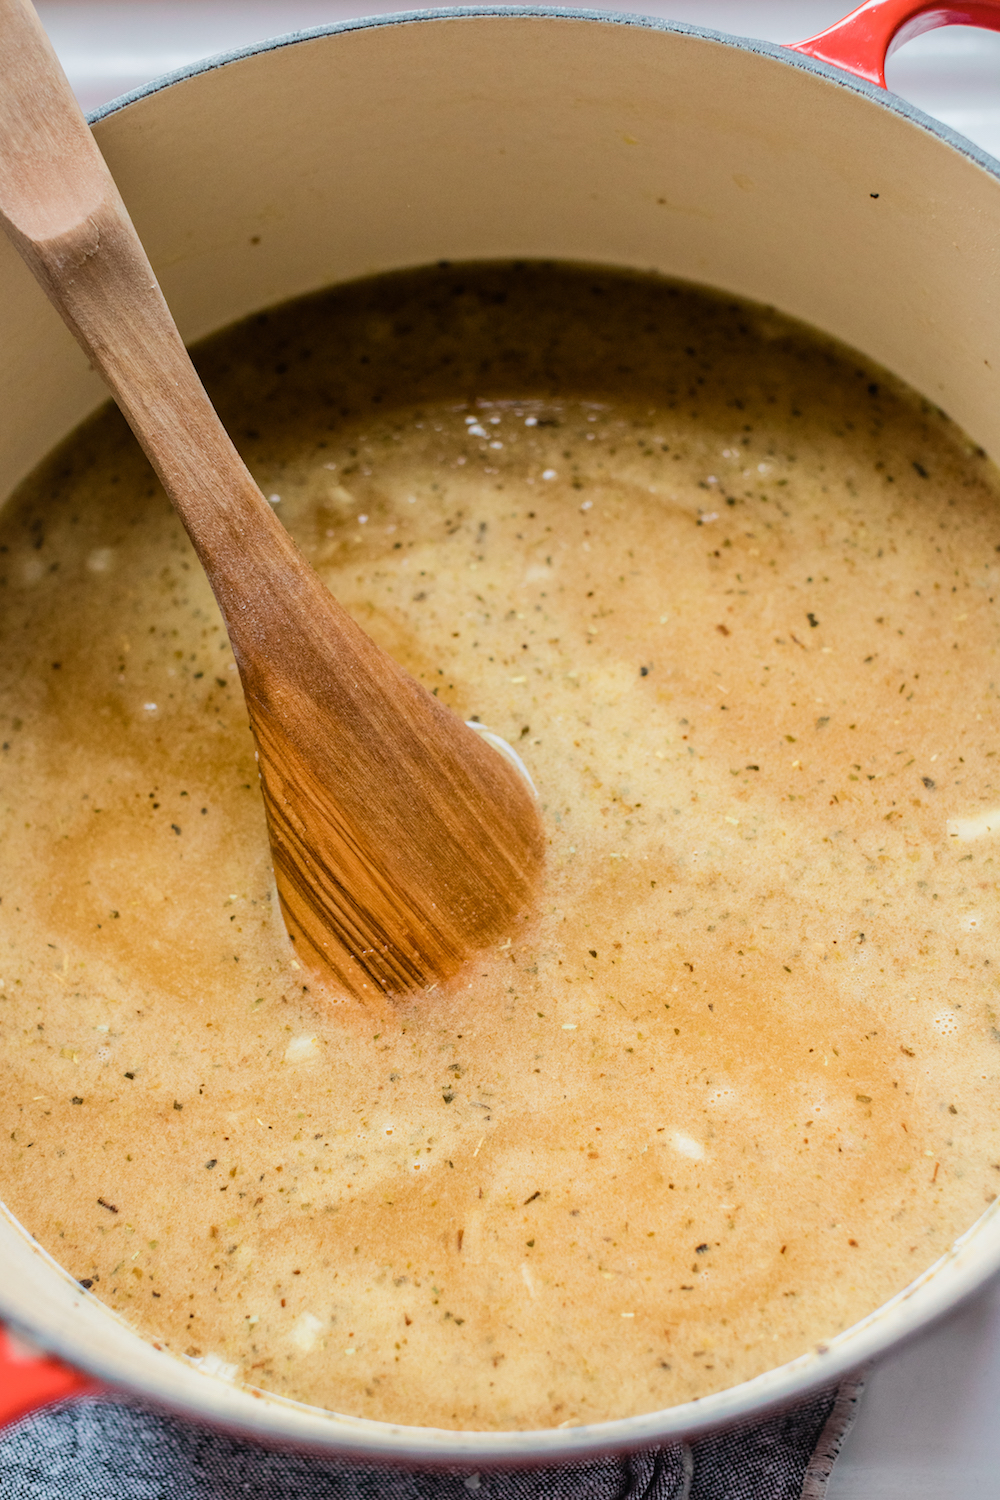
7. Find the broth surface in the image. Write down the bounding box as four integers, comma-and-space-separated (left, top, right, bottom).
1, 264, 1000, 1429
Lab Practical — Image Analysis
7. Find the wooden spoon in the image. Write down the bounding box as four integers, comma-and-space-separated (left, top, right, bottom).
0, 0, 544, 1000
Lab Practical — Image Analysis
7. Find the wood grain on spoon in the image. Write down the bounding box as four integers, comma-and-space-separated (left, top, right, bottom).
0, 0, 544, 999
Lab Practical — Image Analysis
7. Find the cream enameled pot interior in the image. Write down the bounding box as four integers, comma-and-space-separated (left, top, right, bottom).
2, 9, 1000, 1462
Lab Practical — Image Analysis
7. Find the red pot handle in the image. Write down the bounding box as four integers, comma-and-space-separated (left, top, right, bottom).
788, 0, 1000, 87
0, 1324, 101, 1428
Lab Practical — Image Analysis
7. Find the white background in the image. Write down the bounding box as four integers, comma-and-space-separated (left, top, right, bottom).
26, 4, 1000, 1495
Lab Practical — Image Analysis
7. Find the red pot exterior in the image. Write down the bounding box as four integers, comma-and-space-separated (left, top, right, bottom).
0, 1327, 101, 1430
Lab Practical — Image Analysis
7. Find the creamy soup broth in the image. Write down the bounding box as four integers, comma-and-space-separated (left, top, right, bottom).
1, 263, 999, 1429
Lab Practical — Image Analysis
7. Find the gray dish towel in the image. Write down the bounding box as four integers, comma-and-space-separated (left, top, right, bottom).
0, 1378, 863, 1499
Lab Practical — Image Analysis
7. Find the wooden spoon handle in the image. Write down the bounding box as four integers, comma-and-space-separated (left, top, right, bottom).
0, 0, 283, 583
0, 0, 544, 999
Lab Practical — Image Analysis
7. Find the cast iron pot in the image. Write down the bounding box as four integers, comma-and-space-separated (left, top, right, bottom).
1, 0, 1000, 1465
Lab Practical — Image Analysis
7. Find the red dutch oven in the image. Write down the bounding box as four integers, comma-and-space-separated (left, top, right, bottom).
2, 0, 1000, 1465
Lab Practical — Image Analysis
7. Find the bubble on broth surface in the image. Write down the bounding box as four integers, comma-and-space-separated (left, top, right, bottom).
671, 1133, 705, 1160
283, 1035, 318, 1064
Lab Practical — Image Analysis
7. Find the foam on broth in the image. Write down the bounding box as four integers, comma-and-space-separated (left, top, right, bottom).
1, 264, 999, 1429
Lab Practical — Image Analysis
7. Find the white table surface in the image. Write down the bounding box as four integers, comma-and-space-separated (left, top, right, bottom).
28, 4, 1000, 1495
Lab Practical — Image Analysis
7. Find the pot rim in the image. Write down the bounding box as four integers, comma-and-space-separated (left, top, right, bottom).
5, 1195, 1000, 1464
5, 4, 1000, 1464
88, 1, 1000, 183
